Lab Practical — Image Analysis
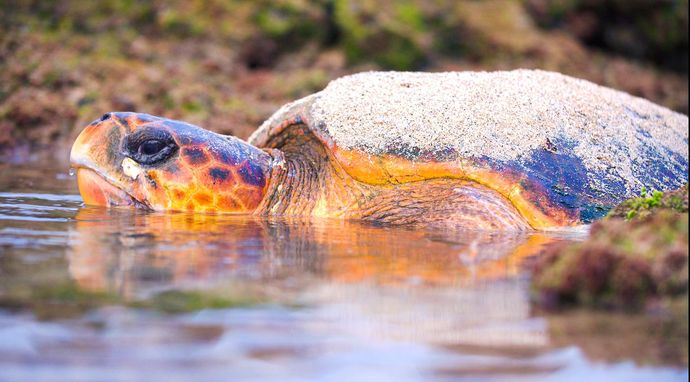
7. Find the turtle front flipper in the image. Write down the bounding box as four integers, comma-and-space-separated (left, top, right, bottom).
356, 179, 532, 230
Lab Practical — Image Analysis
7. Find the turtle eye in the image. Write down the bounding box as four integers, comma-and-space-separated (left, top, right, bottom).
124, 129, 178, 166
140, 139, 166, 156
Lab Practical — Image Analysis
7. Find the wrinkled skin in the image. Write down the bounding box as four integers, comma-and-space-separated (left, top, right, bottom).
70, 112, 273, 213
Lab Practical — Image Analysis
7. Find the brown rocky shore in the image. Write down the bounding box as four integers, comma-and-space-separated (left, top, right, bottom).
532, 184, 689, 310
1, 0, 687, 161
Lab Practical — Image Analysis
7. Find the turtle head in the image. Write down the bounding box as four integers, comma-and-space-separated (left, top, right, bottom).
70, 112, 272, 213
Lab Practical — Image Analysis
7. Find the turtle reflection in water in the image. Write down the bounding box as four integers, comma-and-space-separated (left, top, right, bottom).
70, 70, 689, 230
67, 207, 573, 350
68, 207, 563, 296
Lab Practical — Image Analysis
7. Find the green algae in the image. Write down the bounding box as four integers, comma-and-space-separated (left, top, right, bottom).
131, 290, 257, 314
531, 185, 689, 311
1, 281, 265, 319
333, 0, 427, 70
0, 281, 119, 320
608, 184, 689, 220
0, 249, 264, 319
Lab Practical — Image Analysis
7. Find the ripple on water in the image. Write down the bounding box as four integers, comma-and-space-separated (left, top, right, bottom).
0, 192, 82, 223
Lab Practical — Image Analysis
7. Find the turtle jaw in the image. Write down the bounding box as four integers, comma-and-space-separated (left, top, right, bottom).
75, 168, 148, 209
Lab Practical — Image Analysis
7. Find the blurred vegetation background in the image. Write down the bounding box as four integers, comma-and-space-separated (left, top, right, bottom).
0, 0, 687, 160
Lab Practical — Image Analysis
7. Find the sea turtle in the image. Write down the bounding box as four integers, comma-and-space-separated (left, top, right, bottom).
70, 70, 689, 230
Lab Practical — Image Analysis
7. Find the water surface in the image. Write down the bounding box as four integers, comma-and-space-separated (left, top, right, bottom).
0, 161, 686, 382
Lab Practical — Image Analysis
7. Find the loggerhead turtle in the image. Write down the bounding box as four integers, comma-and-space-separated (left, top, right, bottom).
70, 70, 689, 230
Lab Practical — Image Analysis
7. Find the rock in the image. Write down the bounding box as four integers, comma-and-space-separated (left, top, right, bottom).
531, 185, 689, 310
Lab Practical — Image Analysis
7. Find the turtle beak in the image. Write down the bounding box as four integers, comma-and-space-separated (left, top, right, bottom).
70, 117, 142, 208
70, 123, 103, 171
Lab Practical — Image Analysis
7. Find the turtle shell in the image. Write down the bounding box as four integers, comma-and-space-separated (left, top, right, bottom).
249, 70, 689, 229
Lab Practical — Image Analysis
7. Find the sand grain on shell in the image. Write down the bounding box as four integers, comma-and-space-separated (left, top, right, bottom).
308, 70, 688, 194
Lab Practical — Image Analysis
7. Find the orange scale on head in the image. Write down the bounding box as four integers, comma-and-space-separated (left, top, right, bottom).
170, 188, 187, 200
193, 192, 213, 207
233, 186, 264, 209
216, 194, 243, 211
185, 201, 196, 211
152, 165, 194, 190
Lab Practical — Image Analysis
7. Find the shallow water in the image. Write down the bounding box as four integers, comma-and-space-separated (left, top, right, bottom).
0, 161, 687, 382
